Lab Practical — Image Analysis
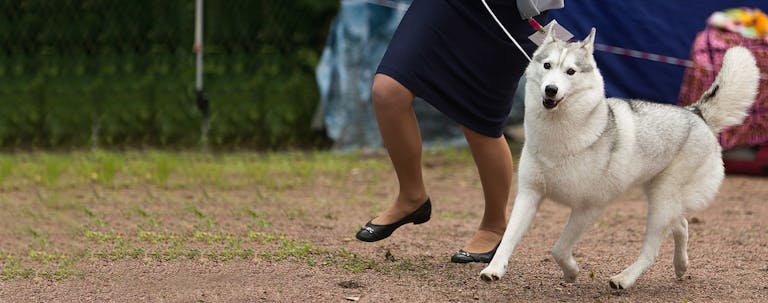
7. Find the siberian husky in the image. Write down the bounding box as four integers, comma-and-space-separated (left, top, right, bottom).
479, 23, 760, 289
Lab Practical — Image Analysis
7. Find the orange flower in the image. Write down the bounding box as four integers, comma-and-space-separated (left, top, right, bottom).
754, 9, 768, 36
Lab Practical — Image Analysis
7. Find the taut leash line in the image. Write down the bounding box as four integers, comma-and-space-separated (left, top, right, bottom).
480, 0, 533, 62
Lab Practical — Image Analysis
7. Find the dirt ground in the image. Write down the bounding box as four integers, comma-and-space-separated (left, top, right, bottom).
0, 153, 767, 302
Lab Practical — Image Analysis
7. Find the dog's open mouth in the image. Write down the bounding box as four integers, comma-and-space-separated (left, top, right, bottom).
542, 98, 561, 109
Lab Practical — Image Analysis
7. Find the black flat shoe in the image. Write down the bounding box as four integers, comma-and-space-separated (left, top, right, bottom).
355, 198, 431, 242
450, 242, 500, 263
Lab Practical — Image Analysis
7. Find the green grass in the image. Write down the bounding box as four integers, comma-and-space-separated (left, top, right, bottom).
0, 145, 521, 280
1, 149, 407, 190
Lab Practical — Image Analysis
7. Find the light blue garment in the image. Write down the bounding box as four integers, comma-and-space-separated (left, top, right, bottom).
516, 0, 564, 19
315, 0, 464, 150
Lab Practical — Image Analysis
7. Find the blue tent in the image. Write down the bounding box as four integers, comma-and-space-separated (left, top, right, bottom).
316, 0, 767, 149
551, 0, 766, 104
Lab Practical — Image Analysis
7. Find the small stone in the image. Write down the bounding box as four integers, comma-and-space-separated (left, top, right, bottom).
338, 281, 362, 289
385, 250, 396, 262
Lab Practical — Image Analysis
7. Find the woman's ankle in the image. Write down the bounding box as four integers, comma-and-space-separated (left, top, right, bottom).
396, 192, 428, 206
371, 195, 428, 225
463, 229, 503, 253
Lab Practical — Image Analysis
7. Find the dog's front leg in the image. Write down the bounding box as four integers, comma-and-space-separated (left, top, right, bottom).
480, 189, 542, 282
552, 206, 604, 282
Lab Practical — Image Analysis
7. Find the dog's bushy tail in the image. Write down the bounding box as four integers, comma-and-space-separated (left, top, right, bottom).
688, 47, 760, 133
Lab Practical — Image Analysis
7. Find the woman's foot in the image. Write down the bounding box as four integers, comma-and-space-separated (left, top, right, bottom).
450, 229, 503, 263
355, 197, 431, 242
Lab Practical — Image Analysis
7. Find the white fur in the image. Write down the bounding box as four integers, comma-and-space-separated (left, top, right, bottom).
691, 46, 760, 133
479, 25, 760, 290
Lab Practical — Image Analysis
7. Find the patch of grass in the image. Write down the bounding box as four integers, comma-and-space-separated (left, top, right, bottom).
84, 230, 318, 264
271, 237, 314, 261
0, 148, 491, 280
248, 231, 281, 244
0, 155, 13, 186
383, 258, 431, 272
188, 160, 225, 190
284, 207, 306, 220
151, 152, 177, 188
41, 154, 69, 188
137, 231, 171, 244
325, 249, 378, 273
83, 208, 107, 228
0, 149, 398, 192
84, 231, 122, 244
0, 254, 31, 280
245, 208, 271, 229
0, 251, 74, 280
193, 231, 231, 245
185, 204, 216, 228
26, 227, 52, 250
42, 196, 82, 211
28, 250, 62, 265
135, 207, 161, 228
94, 152, 124, 187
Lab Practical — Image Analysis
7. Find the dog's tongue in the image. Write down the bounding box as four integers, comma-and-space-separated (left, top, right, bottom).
543, 99, 558, 109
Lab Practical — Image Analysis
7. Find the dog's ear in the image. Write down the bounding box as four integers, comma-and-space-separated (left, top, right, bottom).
581, 27, 596, 53
542, 20, 559, 45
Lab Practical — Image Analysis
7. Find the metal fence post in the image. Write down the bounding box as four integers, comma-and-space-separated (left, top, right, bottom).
195, 0, 209, 150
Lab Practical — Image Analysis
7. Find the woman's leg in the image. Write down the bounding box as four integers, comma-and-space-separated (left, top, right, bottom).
461, 127, 513, 253
370, 74, 429, 224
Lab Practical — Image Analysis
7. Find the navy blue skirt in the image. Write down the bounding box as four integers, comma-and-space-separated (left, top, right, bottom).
377, 0, 545, 137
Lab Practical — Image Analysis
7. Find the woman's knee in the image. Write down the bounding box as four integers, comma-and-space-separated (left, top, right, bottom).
372, 74, 413, 109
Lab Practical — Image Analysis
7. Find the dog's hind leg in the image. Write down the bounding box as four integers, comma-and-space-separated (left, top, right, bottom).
609, 207, 674, 290
479, 189, 543, 282
552, 206, 604, 282
609, 179, 682, 290
671, 216, 689, 278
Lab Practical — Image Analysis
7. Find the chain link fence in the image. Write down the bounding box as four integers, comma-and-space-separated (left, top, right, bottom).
0, 0, 337, 149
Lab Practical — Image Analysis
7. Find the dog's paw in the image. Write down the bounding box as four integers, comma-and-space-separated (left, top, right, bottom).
563, 270, 578, 283
674, 256, 689, 279
608, 274, 635, 290
479, 265, 506, 282
558, 261, 579, 283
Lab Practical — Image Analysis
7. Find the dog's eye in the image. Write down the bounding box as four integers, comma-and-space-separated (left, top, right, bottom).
543, 62, 551, 70
566, 68, 576, 75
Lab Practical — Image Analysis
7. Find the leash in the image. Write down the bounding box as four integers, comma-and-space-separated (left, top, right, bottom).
593, 43, 768, 80
480, 1, 768, 80
479, 0, 696, 68
358, 0, 768, 80
480, 0, 533, 62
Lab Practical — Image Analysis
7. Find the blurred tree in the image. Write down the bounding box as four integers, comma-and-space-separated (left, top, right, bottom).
0, 0, 338, 149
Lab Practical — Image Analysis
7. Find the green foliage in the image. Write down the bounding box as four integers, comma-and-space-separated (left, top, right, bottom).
0, 0, 338, 149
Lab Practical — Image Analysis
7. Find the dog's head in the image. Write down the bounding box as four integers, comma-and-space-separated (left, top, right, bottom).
525, 23, 604, 112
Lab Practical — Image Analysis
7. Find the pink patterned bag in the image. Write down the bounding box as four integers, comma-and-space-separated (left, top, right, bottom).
679, 27, 768, 174
678, 27, 768, 150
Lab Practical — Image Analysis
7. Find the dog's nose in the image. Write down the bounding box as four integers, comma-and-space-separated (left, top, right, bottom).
545, 85, 558, 98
